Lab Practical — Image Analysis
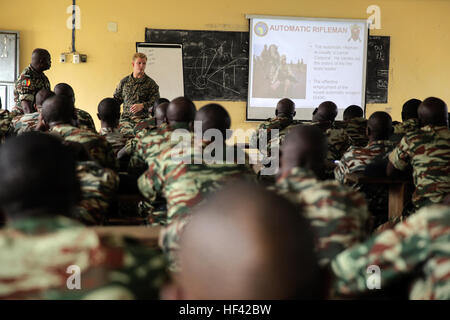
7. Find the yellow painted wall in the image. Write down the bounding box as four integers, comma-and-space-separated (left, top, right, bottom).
1, 0, 449, 131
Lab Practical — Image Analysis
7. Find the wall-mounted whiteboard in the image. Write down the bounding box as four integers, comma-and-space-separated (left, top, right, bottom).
136, 42, 184, 100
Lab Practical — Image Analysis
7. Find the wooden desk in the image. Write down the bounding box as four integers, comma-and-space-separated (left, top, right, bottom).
345, 173, 411, 219
90, 225, 161, 247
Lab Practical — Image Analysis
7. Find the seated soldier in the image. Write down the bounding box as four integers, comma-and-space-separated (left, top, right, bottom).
155, 104, 256, 268
128, 96, 196, 176
335, 112, 395, 184
54, 83, 97, 132
275, 101, 351, 179
394, 98, 422, 135
40, 95, 118, 170
10, 88, 55, 136
0, 98, 12, 144
97, 98, 127, 156
138, 103, 255, 226
310, 101, 352, 163
335, 111, 395, 229
129, 97, 170, 137
387, 97, 450, 210
162, 182, 324, 300
251, 98, 297, 146
340, 105, 368, 147
330, 204, 450, 300
276, 125, 369, 266
133, 100, 169, 135
0, 133, 168, 299
64, 141, 120, 225
118, 101, 169, 172
118, 97, 168, 138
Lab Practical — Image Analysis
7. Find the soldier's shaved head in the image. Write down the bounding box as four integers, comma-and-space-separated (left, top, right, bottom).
367, 111, 393, 141
54, 83, 75, 104
343, 105, 363, 121
166, 97, 196, 124
35, 88, 55, 110
0, 132, 79, 219
313, 101, 338, 122
31, 48, 51, 72
42, 95, 74, 126
275, 98, 296, 118
281, 125, 327, 178
195, 103, 231, 137
154, 102, 169, 126
418, 97, 448, 127
151, 98, 170, 115
401, 99, 421, 121
177, 182, 323, 300
97, 98, 120, 127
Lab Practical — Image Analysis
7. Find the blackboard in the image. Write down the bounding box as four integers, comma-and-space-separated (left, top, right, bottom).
145, 28, 249, 101
366, 35, 390, 104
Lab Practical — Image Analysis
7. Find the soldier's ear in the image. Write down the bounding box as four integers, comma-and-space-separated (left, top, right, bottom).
97, 113, 101, 121
293, 111, 296, 117
275, 109, 279, 116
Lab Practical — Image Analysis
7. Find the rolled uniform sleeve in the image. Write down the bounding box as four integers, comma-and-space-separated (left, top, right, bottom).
388, 135, 412, 171
16, 75, 35, 104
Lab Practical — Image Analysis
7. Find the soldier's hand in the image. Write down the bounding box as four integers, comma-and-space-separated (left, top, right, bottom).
130, 103, 144, 114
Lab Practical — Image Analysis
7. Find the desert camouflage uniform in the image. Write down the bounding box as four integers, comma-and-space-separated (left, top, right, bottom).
331, 205, 450, 300
158, 216, 191, 272
393, 118, 421, 135
276, 167, 369, 266
99, 127, 127, 157
0, 216, 168, 299
335, 140, 396, 230
113, 73, 160, 131
10, 112, 40, 136
50, 124, 118, 171
12, 65, 50, 116
138, 137, 254, 225
250, 117, 301, 181
342, 118, 368, 147
133, 117, 157, 135
128, 122, 188, 176
388, 125, 450, 209
74, 161, 120, 225
145, 137, 255, 269
335, 140, 395, 185
76, 108, 96, 132
120, 117, 157, 139
250, 116, 300, 146
0, 109, 12, 143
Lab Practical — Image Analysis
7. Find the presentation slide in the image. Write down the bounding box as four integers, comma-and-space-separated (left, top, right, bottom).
247, 16, 368, 121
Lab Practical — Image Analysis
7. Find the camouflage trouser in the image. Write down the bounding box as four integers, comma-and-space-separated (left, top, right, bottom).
119, 112, 147, 137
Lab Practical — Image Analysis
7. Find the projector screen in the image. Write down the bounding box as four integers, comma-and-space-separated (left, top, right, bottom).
246, 15, 368, 121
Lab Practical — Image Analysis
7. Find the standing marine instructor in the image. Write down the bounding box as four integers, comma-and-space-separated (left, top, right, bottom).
113, 52, 160, 131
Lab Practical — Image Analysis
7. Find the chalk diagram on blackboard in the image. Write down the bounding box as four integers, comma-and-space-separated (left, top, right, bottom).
189, 41, 246, 95
145, 28, 249, 101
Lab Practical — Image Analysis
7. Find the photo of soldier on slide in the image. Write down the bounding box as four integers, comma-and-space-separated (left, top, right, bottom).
252, 44, 307, 99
